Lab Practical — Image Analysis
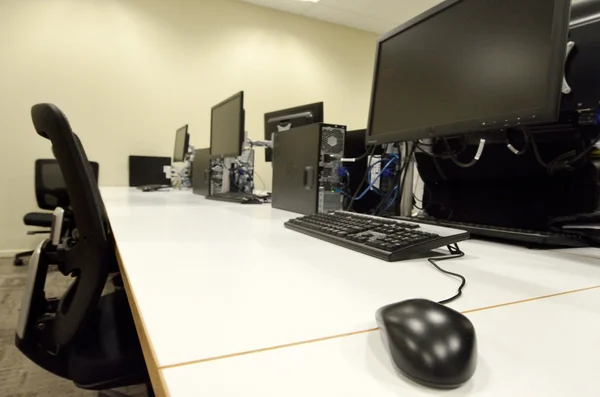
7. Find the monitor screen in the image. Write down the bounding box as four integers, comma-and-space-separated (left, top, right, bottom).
173, 125, 189, 162
210, 92, 244, 159
367, 0, 571, 145
263, 102, 323, 162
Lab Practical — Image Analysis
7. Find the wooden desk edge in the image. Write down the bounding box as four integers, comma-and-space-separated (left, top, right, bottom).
160, 283, 600, 373
115, 245, 170, 397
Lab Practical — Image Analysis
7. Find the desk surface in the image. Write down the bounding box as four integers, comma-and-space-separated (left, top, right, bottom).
161, 287, 600, 397
101, 187, 600, 396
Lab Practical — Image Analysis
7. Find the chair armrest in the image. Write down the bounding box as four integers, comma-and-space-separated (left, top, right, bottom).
26, 230, 51, 235
50, 208, 65, 246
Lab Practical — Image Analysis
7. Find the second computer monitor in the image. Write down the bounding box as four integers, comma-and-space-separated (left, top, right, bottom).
263, 102, 323, 162
210, 91, 245, 159
366, 0, 571, 145
173, 125, 190, 162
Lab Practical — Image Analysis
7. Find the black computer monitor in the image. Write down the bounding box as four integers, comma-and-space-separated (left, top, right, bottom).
173, 125, 190, 162
366, 0, 571, 145
129, 156, 171, 187
210, 91, 245, 159
263, 102, 323, 162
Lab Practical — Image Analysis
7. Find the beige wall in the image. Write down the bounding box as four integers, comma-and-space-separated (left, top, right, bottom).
0, 0, 378, 254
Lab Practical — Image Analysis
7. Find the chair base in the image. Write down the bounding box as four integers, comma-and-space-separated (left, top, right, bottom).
14, 250, 34, 266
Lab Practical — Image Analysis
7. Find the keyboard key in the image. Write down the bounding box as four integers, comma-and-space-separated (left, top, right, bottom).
365, 240, 382, 249
413, 236, 432, 242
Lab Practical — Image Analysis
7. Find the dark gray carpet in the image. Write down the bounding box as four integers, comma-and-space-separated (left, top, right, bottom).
0, 256, 146, 396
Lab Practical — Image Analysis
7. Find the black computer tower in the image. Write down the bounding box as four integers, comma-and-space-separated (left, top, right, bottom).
272, 123, 346, 215
192, 148, 211, 196
128, 156, 171, 187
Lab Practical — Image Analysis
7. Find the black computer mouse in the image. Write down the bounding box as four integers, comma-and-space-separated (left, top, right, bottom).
375, 299, 477, 389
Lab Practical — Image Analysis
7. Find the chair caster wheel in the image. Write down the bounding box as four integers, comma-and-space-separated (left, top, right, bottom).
13, 258, 25, 266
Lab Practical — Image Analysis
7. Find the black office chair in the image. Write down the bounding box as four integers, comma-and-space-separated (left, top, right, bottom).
15, 104, 152, 397
14, 159, 99, 266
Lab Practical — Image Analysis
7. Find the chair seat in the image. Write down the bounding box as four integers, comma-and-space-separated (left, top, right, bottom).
68, 291, 149, 390
23, 212, 53, 227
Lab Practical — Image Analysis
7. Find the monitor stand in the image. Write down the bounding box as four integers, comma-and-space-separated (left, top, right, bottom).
399, 142, 415, 216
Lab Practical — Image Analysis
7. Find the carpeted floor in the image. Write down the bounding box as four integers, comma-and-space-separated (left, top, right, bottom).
0, 256, 146, 397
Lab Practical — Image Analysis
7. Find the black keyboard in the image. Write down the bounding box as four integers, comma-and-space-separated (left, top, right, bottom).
396, 216, 591, 248
207, 192, 257, 203
285, 211, 470, 261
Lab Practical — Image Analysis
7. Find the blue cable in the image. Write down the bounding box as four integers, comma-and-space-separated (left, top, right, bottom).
367, 160, 386, 186
367, 155, 400, 185
358, 157, 398, 201
338, 167, 350, 178
236, 167, 254, 191
380, 186, 399, 215
333, 188, 352, 197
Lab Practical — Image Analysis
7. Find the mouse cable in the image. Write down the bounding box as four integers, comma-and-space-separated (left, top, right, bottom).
428, 243, 466, 305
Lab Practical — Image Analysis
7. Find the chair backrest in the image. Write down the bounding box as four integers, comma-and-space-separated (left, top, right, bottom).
30, 103, 111, 346
35, 159, 100, 210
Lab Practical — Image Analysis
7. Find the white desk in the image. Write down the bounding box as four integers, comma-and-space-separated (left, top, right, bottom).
161, 287, 600, 397
100, 187, 600, 396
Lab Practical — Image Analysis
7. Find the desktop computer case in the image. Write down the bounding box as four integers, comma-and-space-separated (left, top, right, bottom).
206, 148, 254, 196
272, 123, 346, 215
417, 151, 600, 230
235, 148, 255, 194
192, 148, 211, 196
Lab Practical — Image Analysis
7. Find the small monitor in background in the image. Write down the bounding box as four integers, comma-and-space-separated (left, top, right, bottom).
210, 91, 245, 159
173, 125, 190, 162
263, 102, 323, 162
128, 156, 171, 187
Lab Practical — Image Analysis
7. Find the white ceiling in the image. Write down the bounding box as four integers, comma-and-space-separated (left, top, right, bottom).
238, 0, 587, 35
237, 0, 444, 34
